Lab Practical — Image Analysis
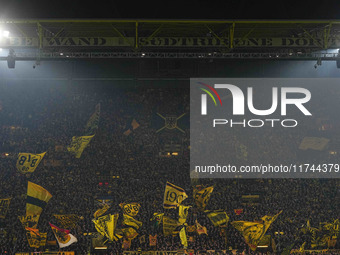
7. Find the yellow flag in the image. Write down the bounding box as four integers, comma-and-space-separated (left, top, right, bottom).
231, 211, 282, 251
163, 216, 179, 237
92, 214, 119, 241
0, 198, 11, 219
179, 205, 191, 224
119, 202, 141, 217
16, 152, 46, 174
193, 185, 214, 210
105, 214, 116, 242
25, 228, 46, 248
205, 210, 229, 227
179, 227, 188, 248
150, 212, 164, 222
53, 214, 81, 229
231, 221, 263, 251
94, 204, 110, 218
26, 182, 52, 228
25, 228, 40, 248
320, 219, 339, 238
163, 182, 188, 209
19, 215, 40, 229
84, 103, 100, 135
122, 214, 142, 230
67, 135, 94, 158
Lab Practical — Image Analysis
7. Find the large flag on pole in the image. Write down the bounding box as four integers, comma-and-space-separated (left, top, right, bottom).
119, 202, 141, 217
67, 135, 94, 158
205, 210, 229, 227
16, 152, 46, 174
193, 185, 214, 210
49, 223, 77, 248
231, 211, 282, 251
163, 182, 188, 209
92, 214, 120, 241
178, 205, 191, 224
26, 181, 52, 228
84, 103, 101, 135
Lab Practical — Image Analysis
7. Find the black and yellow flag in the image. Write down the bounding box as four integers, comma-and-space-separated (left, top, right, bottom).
25, 227, 47, 248
19, 215, 40, 229
163, 182, 188, 209
53, 214, 81, 229
122, 214, 143, 230
92, 214, 119, 242
193, 185, 214, 210
0, 198, 11, 219
94, 204, 110, 218
163, 216, 179, 237
300, 220, 318, 235
178, 205, 191, 224
231, 211, 282, 251
92, 232, 108, 248
67, 135, 94, 158
85, 103, 101, 135
205, 210, 229, 227
16, 152, 46, 174
119, 202, 141, 217
26, 182, 52, 228
307, 219, 340, 248
320, 219, 339, 238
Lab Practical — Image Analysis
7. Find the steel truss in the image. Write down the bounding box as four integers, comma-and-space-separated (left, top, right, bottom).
1, 51, 339, 60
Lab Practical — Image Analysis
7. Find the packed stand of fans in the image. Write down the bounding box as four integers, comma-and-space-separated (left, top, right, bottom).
0, 82, 339, 254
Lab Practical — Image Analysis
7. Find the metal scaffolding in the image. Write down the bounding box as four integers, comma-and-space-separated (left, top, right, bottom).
0, 19, 340, 59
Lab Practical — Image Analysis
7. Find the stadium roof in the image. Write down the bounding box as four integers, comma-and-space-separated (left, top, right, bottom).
1, 19, 340, 59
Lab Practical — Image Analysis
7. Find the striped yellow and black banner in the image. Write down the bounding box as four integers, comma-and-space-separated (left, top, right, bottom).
26, 182, 52, 225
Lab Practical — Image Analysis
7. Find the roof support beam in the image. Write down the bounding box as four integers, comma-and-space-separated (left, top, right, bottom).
205, 24, 229, 49
229, 23, 235, 49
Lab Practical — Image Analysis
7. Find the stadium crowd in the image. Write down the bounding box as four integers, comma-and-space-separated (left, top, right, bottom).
0, 81, 339, 254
